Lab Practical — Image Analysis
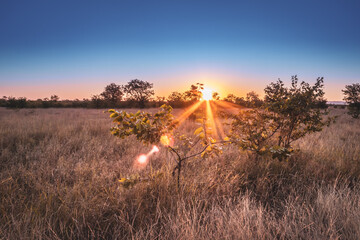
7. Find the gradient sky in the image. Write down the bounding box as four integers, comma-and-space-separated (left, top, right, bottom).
1, 0, 359, 100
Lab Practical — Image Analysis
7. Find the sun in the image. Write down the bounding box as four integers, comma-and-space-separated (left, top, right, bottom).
201, 88, 213, 101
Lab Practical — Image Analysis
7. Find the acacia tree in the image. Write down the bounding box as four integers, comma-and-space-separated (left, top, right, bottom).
124, 79, 154, 108
101, 83, 123, 106
343, 83, 360, 118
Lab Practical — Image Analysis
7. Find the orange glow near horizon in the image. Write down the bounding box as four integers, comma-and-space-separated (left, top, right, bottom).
149, 145, 160, 154
0, 75, 346, 101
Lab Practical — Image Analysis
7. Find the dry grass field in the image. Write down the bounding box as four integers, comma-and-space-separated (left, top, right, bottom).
1, 107, 360, 239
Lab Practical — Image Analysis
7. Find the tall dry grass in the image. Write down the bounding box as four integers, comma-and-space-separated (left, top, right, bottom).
0, 107, 359, 239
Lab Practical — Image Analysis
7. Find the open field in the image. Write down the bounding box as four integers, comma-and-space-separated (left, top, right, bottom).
1, 107, 360, 239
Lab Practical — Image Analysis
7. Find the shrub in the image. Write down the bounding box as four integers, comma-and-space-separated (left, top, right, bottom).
230, 76, 333, 160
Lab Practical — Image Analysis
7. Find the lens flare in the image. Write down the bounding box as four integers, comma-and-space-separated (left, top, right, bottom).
136, 145, 160, 166
160, 134, 174, 146
133, 90, 247, 168
150, 145, 159, 154
137, 154, 147, 164
176, 101, 202, 125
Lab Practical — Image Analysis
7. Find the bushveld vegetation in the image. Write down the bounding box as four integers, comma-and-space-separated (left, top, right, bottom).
3, 78, 355, 110
1, 77, 360, 239
1, 106, 360, 239
108, 77, 333, 185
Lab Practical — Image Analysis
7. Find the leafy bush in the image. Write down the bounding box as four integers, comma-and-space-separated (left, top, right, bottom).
108, 104, 227, 187
230, 76, 333, 160
109, 104, 177, 144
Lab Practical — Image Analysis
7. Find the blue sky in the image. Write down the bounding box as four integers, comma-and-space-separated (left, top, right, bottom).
0, 0, 359, 100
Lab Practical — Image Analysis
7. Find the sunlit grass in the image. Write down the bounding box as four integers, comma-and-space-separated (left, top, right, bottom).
210, 101, 226, 139
0, 107, 360, 239
205, 100, 219, 139
176, 101, 202, 125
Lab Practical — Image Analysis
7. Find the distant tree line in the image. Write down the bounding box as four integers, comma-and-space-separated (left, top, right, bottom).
0, 95, 94, 109
222, 91, 263, 108
0, 79, 159, 109
1, 79, 359, 117
0, 79, 259, 109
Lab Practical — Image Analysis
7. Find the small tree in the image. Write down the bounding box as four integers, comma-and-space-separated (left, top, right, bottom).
223, 94, 237, 103
123, 79, 154, 108
264, 76, 330, 147
50, 95, 59, 102
212, 92, 220, 100
184, 83, 204, 102
246, 91, 263, 108
108, 105, 226, 187
101, 83, 123, 106
230, 76, 332, 160
342, 83, 360, 118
